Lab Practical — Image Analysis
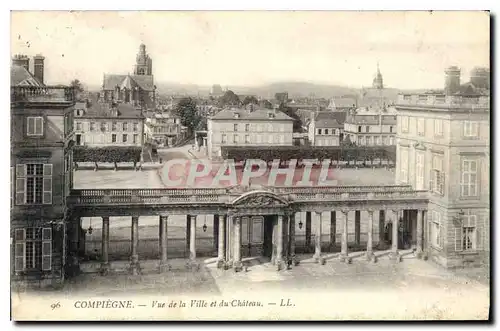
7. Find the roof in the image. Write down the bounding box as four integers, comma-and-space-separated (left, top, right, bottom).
11, 65, 44, 87
345, 112, 397, 125
103, 74, 155, 91
313, 111, 345, 128
358, 88, 399, 107
328, 97, 357, 109
79, 102, 144, 119
210, 107, 294, 121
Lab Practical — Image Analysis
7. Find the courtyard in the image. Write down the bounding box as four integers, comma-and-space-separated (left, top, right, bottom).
12, 256, 490, 320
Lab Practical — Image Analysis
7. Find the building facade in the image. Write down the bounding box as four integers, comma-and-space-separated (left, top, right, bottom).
343, 108, 397, 146
144, 111, 183, 147
395, 66, 490, 268
73, 102, 145, 147
11, 55, 76, 287
207, 107, 294, 159
307, 111, 345, 146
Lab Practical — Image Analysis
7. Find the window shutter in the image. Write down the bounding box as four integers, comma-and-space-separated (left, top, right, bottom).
35, 117, 43, 135
42, 227, 52, 271
439, 172, 445, 195
43, 164, 53, 204
429, 170, 434, 192
439, 223, 444, 248
15, 164, 26, 205
14, 228, 26, 271
27, 117, 33, 135
455, 227, 463, 251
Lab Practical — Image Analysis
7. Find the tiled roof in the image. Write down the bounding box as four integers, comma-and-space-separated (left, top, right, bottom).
103, 74, 155, 91
328, 97, 357, 109
313, 111, 345, 128
11, 65, 44, 87
345, 112, 397, 125
210, 107, 294, 121
80, 102, 144, 119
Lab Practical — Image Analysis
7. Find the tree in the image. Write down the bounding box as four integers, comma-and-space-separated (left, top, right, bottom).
279, 104, 303, 132
242, 95, 259, 106
218, 90, 241, 108
70, 79, 85, 101
259, 99, 273, 109
175, 97, 201, 136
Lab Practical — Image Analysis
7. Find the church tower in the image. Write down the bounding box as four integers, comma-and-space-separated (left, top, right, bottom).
372, 62, 384, 89
134, 43, 153, 75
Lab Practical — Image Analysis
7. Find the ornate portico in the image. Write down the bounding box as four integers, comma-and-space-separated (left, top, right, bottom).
66, 185, 429, 275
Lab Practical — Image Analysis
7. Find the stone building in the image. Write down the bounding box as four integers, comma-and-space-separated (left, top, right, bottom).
98, 44, 157, 110
307, 111, 346, 146
343, 107, 397, 146
207, 106, 294, 159
73, 102, 145, 148
144, 111, 183, 147
10, 54, 76, 288
395, 66, 490, 268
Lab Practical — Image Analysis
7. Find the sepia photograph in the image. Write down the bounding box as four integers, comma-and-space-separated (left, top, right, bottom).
8, 10, 491, 321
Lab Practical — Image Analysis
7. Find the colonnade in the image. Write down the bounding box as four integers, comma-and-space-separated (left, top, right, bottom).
75, 208, 425, 275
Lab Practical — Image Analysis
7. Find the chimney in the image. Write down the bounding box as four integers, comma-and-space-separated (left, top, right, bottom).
444, 66, 461, 95
33, 54, 45, 85
12, 54, 30, 72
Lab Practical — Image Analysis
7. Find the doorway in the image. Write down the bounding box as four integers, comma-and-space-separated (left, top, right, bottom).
263, 215, 275, 259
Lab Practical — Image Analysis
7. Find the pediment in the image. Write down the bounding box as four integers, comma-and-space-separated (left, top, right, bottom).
231, 191, 289, 208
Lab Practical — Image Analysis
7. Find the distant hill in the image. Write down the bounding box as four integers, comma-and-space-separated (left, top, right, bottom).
154, 81, 363, 99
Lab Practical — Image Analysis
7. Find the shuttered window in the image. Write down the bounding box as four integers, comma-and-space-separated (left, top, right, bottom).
455, 210, 479, 252
429, 154, 445, 195
14, 227, 52, 272
15, 164, 52, 205
27, 117, 44, 136
461, 159, 478, 197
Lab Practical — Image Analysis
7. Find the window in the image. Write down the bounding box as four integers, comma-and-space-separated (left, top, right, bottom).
122, 134, 128, 143
325, 129, 329, 135
389, 137, 395, 145
16, 164, 52, 205
245, 124, 250, 132
233, 134, 238, 144
401, 116, 409, 133
366, 126, 370, 133
415, 151, 425, 190
318, 129, 322, 135
245, 135, 250, 143
14, 227, 52, 272
90, 122, 96, 131
27, 117, 44, 136
430, 210, 443, 248
390, 126, 393, 133
434, 119, 443, 137
221, 134, 227, 144
123, 122, 128, 131
133, 134, 138, 144
279, 135, 284, 144
400, 147, 409, 183
429, 154, 445, 195
11, 167, 14, 208
268, 135, 273, 144
112, 134, 117, 143
268, 124, 273, 132
234, 124, 238, 132
463, 121, 479, 138
455, 210, 478, 252
76, 122, 82, 131
366, 136, 372, 145
417, 118, 425, 136
461, 159, 478, 197
100, 122, 107, 132
133, 122, 139, 132
358, 126, 362, 133
112, 122, 117, 131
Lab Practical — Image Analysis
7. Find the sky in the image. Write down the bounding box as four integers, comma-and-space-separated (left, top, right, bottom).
10, 11, 490, 90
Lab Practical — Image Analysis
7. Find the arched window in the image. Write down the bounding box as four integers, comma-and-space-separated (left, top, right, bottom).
138, 68, 145, 75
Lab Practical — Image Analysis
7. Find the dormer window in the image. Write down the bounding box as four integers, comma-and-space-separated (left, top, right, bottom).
268, 112, 275, 119
234, 113, 240, 119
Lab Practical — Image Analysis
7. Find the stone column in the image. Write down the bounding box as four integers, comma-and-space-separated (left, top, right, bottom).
289, 213, 298, 266
271, 218, 277, 265
313, 212, 325, 264
217, 215, 226, 268
355, 210, 361, 246
390, 209, 400, 262
187, 215, 198, 269
339, 210, 352, 263
159, 215, 170, 272
275, 215, 285, 270
213, 215, 219, 252
416, 209, 423, 258
305, 212, 312, 251
100, 216, 110, 274
186, 215, 191, 256
233, 216, 243, 272
130, 216, 140, 275
366, 210, 376, 262
330, 211, 336, 248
